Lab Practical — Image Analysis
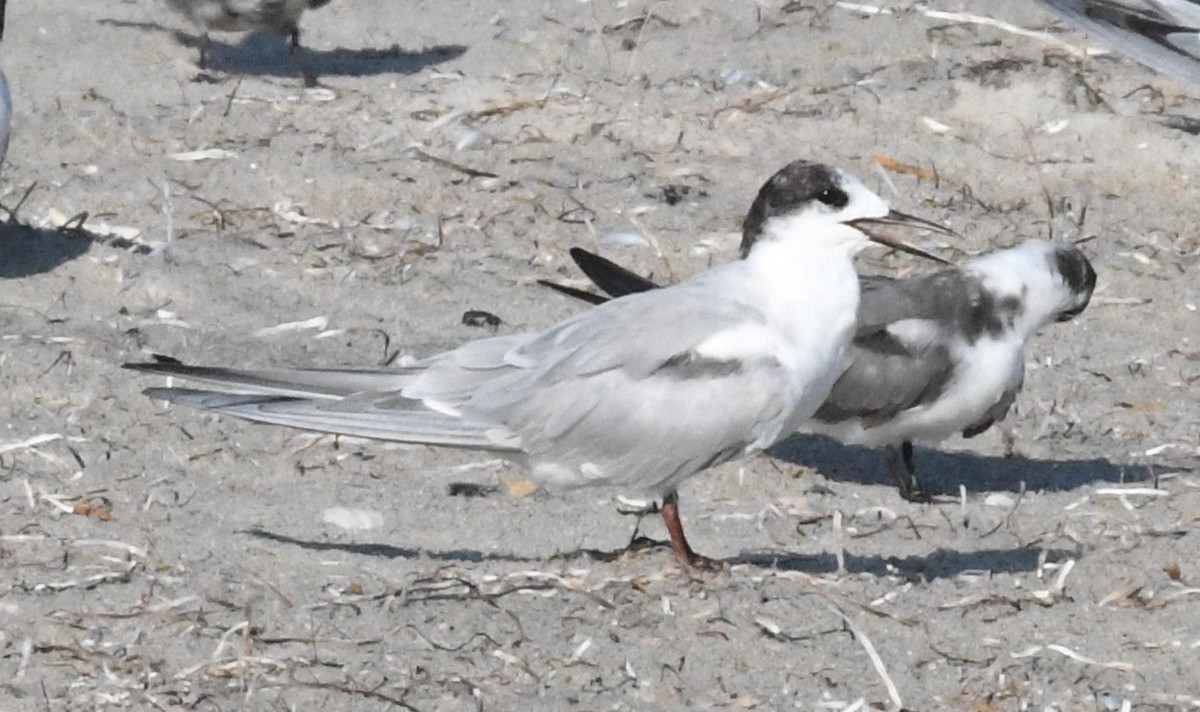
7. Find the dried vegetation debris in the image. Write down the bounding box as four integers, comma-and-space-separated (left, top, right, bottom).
0, 0, 1198, 710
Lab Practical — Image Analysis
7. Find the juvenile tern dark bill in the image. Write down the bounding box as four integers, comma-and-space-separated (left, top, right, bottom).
125, 159, 953, 569
544, 240, 1096, 502
164, 0, 333, 86
1035, 0, 1200, 89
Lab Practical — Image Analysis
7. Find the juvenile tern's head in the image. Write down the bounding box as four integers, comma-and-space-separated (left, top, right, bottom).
739, 160, 954, 260
1051, 243, 1098, 321
967, 240, 1097, 339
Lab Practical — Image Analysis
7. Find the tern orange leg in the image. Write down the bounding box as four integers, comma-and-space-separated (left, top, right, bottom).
660, 491, 719, 570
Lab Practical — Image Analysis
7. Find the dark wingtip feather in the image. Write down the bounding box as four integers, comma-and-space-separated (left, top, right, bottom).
537, 279, 610, 305
568, 247, 662, 298
141, 386, 286, 408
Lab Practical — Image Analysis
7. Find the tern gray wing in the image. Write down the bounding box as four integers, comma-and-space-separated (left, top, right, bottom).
404, 287, 795, 489
1036, 0, 1200, 89
132, 284, 795, 492
813, 334, 955, 427
815, 270, 979, 426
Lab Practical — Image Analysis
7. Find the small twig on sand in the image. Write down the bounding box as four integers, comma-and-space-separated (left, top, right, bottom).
828, 604, 903, 710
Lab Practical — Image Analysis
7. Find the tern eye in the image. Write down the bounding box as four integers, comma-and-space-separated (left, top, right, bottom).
817, 187, 849, 208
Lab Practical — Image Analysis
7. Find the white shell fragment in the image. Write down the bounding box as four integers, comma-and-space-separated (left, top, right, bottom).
253, 316, 331, 338
600, 230, 649, 247
322, 507, 385, 531
168, 148, 237, 162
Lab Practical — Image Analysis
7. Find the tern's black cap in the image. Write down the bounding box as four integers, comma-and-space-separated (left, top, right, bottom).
1052, 245, 1097, 321
740, 160, 848, 258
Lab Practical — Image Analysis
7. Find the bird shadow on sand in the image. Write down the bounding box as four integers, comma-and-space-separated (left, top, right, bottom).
243, 528, 1077, 581
740, 545, 1079, 579
185, 31, 469, 83
770, 434, 1138, 496
0, 221, 93, 279
100, 20, 467, 83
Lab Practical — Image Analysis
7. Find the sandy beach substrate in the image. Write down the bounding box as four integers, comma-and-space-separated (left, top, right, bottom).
1, 1, 1198, 709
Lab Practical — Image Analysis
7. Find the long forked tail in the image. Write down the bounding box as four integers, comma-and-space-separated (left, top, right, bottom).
123, 357, 416, 399
126, 358, 519, 452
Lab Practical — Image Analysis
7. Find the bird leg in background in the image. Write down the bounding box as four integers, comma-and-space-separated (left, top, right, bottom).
659, 491, 719, 570
886, 442, 932, 503
289, 27, 318, 87
0, 182, 37, 225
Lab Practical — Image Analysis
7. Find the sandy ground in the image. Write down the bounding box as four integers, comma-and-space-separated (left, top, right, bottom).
1, 1, 1199, 709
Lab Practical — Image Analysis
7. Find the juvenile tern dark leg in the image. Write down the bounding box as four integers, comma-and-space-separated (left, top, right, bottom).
289, 26, 318, 87
886, 442, 931, 503
197, 32, 212, 69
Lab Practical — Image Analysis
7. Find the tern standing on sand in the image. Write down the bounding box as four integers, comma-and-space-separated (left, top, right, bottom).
164, 0, 333, 86
126, 160, 953, 568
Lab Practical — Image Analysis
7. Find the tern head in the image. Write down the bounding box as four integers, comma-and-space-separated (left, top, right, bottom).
968, 240, 1097, 339
1050, 243, 1097, 321
739, 160, 954, 261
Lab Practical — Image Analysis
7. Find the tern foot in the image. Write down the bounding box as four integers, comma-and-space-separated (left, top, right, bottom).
898, 484, 933, 504
676, 549, 724, 573
886, 442, 933, 504
622, 536, 723, 573
657, 491, 724, 573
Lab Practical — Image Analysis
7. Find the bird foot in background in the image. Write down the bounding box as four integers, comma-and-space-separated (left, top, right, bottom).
190, 72, 224, 85
197, 33, 212, 69
897, 483, 933, 504
886, 443, 934, 504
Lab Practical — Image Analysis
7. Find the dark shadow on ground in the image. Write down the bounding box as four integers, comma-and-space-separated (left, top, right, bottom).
99, 20, 467, 83
770, 433, 1141, 495
186, 33, 469, 83
244, 528, 1078, 580
740, 545, 1079, 579
0, 222, 92, 278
